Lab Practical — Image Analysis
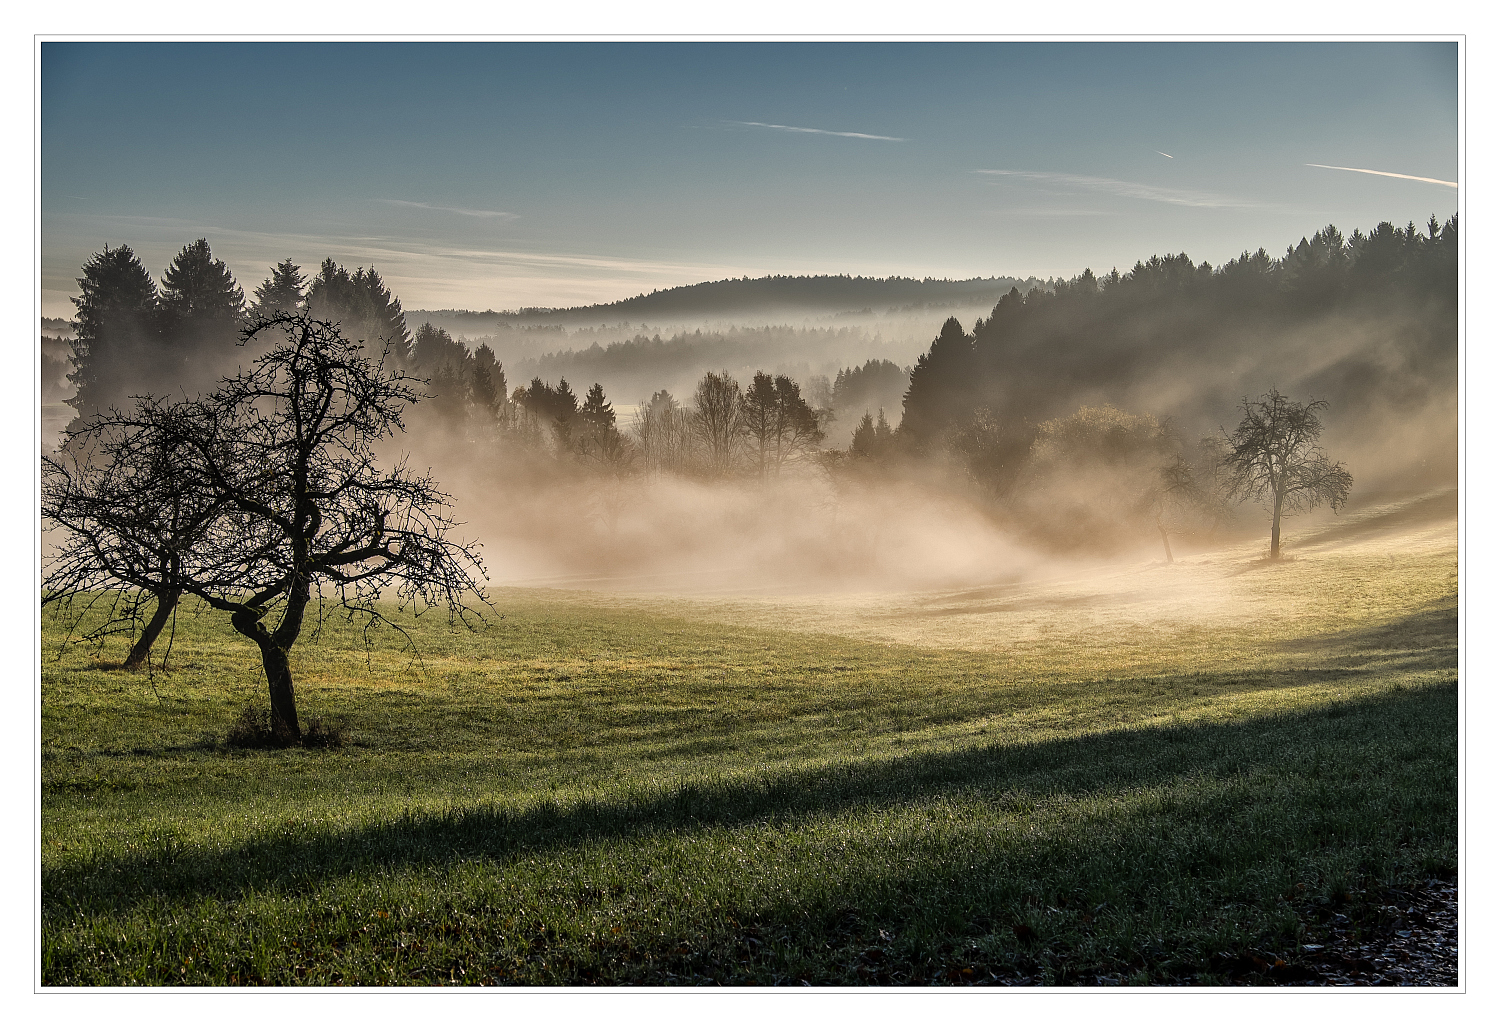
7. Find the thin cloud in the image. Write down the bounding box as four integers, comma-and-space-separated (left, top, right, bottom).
1305, 164, 1457, 188
974, 169, 1256, 209
729, 120, 905, 142
380, 199, 518, 219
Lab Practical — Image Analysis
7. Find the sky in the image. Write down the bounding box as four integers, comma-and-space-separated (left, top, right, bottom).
40, 40, 1460, 318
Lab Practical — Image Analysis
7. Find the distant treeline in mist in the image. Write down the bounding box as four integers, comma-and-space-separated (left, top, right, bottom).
508, 327, 910, 412
51, 212, 1457, 558
411, 273, 1050, 330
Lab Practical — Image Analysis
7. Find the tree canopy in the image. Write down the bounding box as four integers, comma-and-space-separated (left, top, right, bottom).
1221, 389, 1352, 558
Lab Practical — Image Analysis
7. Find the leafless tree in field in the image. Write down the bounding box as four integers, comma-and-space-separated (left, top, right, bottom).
1221, 389, 1352, 558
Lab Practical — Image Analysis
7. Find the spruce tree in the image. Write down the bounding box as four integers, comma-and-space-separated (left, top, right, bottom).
250, 259, 308, 318
305, 259, 413, 365
67, 244, 161, 431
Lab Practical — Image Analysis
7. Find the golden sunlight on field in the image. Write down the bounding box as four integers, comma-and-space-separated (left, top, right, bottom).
571, 489, 1456, 679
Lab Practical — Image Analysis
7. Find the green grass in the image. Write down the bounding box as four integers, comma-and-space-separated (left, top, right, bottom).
40, 523, 1458, 986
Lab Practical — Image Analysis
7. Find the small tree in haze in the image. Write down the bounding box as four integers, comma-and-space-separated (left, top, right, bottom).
578, 382, 629, 466
692, 370, 742, 476
250, 259, 309, 319
1220, 389, 1352, 558
766, 374, 823, 469
633, 390, 693, 476
740, 372, 780, 478
850, 408, 895, 460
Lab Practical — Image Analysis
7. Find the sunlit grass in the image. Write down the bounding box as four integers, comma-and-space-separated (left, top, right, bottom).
40, 503, 1457, 986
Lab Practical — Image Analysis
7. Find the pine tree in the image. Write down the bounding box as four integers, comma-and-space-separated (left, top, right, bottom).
158, 239, 247, 399
250, 259, 308, 318
67, 244, 161, 430
580, 382, 616, 431
304, 259, 412, 365
471, 344, 506, 420
160, 238, 245, 332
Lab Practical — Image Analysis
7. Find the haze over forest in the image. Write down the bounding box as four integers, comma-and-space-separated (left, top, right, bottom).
41, 40, 1459, 592
45, 207, 1457, 590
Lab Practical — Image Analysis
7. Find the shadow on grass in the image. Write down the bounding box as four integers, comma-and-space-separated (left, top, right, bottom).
1272, 600, 1457, 658
1290, 489, 1457, 550
44, 682, 1457, 918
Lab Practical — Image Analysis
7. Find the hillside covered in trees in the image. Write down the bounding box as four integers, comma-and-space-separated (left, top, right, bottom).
408, 273, 1050, 333
46, 212, 1456, 574
900, 216, 1458, 499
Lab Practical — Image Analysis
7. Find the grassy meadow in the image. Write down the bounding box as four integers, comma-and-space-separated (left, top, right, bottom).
39, 491, 1458, 986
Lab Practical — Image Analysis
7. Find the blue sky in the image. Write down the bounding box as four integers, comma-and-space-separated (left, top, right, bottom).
40, 41, 1459, 317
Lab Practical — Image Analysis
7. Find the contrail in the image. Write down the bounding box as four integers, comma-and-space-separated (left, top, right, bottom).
1156, 151, 1173, 159
1306, 164, 1457, 188
730, 120, 905, 142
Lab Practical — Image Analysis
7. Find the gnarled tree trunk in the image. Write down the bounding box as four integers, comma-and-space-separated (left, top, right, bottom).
256, 641, 300, 742
229, 573, 310, 742
122, 586, 180, 670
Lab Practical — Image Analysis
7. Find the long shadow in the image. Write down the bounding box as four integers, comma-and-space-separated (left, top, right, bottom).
1290, 489, 1457, 549
1272, 601, 1457, 658
43, 683, 1457, 916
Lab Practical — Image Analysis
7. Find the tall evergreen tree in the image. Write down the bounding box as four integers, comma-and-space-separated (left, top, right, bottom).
158, 239, 247, 400
580, 382, 616, 431
160, 239, 245, 330
160, 238, 245, 344
304, 259, 413, 365
900, 316, 977, 446
250, 259, 308, 318
471, 344, 506, 420
67, 244, 161, 431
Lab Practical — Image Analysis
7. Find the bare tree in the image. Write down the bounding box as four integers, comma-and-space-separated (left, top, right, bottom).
46, 312, 489, 741
1221, 389, 1352, 558
42, 399, 251, 669
692, 370, 741, 476
632, 390, 694, 477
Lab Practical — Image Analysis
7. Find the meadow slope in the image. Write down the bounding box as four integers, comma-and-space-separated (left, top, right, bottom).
40, 490, 1458, 986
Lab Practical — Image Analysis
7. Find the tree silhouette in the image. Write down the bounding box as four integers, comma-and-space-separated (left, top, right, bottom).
250, 259, 308, 319
1221, 389, 1352, 558
900, 317, 977, 446
160, 238, 245, 332
692, 370, 742, 476
768, 374, 822, 469
66, 244, 161, 432
43, 398, 244, 669
850, 408, 894, 460
304, 259, 412, 365
740, 372, 780, 478
137, 312, 486, 739
159, 239, 247, 395
580, 382, 616, 433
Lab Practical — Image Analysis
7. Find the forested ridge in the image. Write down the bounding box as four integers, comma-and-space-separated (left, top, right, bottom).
48, 213, 1457, 562
902, 217, 1458, 449
467, 273, 1050, 323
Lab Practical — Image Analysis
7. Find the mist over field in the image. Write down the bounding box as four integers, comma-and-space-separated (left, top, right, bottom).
45, 213, 1457, 597
38, 40, 1462, 990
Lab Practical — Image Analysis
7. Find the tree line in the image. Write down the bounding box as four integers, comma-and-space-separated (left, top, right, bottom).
47, 212, 1458, 731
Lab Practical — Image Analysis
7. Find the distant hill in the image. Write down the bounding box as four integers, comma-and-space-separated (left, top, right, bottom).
408, 274, 1049, 335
